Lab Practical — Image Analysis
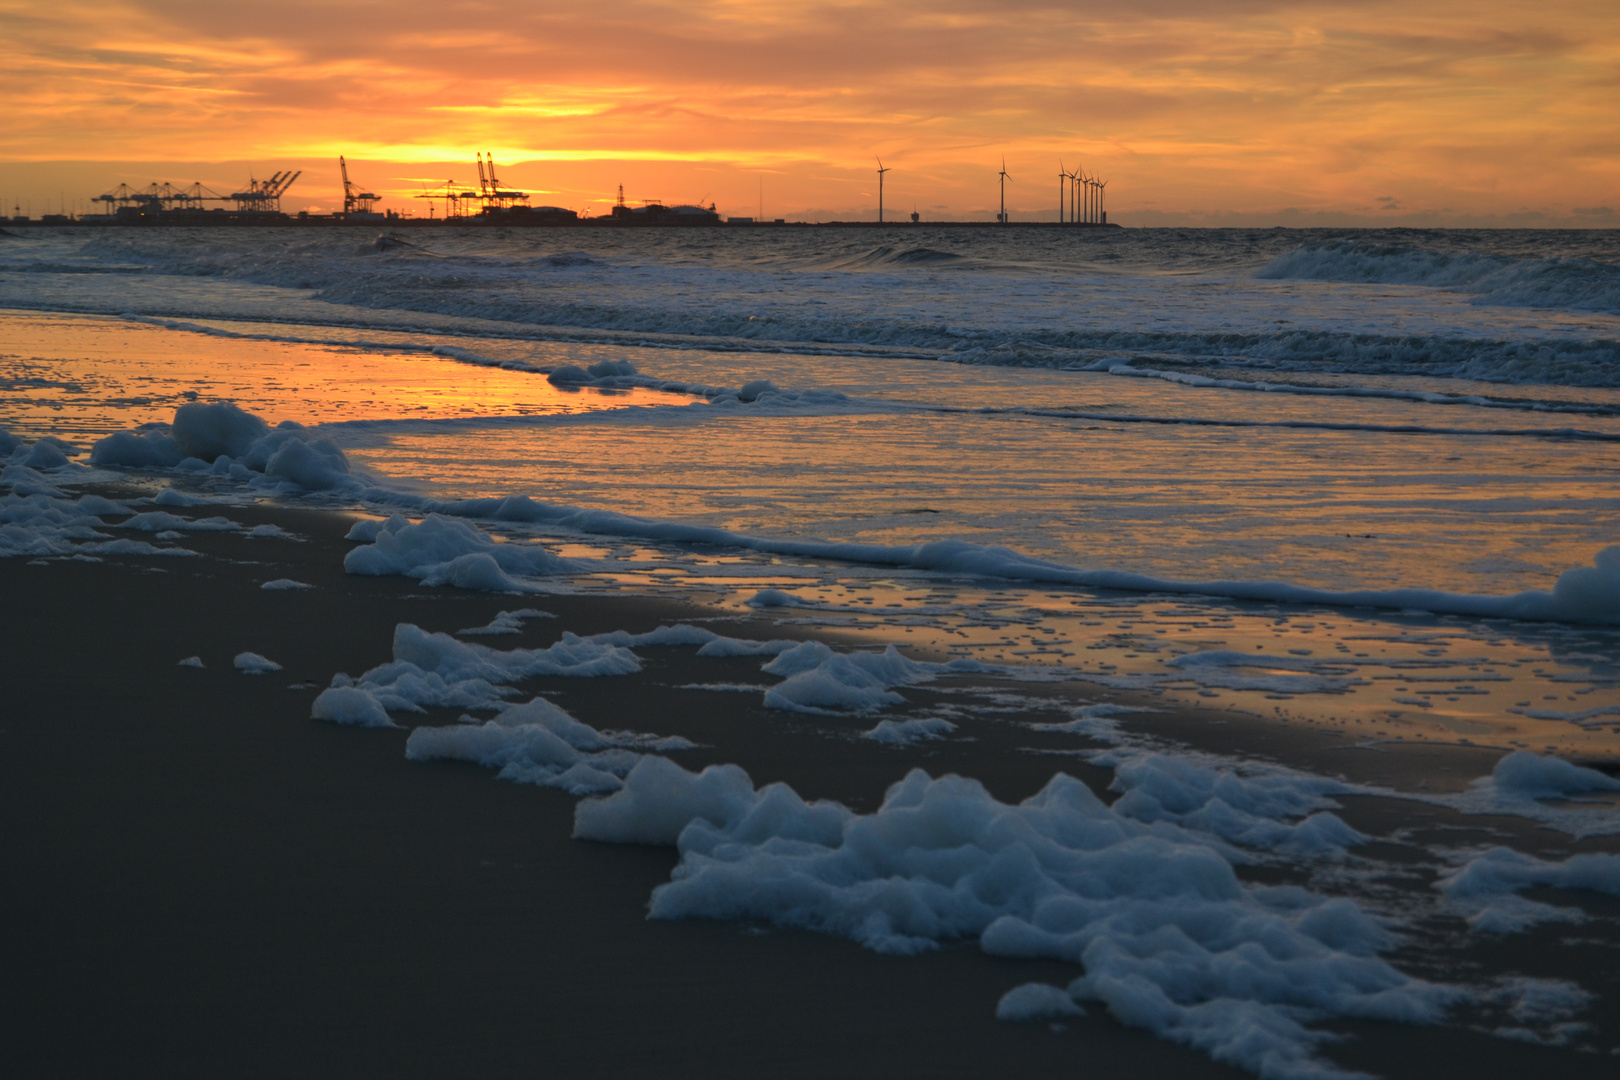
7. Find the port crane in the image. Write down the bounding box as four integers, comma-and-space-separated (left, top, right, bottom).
339, 157, 379, 215
227, 170, 301, 214
475, 153, 528, 209
415, 179, 479, 219
94, 181, 222, 214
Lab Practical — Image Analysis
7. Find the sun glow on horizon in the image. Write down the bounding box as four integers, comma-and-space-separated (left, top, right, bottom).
1, 0, 1616, 224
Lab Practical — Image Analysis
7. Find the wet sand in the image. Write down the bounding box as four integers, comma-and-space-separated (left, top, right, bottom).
2, 495, 1617, 1078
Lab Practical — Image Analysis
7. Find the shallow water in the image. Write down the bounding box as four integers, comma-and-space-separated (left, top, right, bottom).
4, 224, 1619, 760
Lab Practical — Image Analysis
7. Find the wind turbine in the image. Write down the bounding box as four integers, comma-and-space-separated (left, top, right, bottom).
1097, 178, 1107, 225
876, 157, 890, 224
998, 157, 1011, 224
1058, 160, 1070, 224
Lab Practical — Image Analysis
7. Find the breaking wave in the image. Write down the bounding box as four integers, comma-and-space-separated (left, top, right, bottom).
1259, 238, 1620, 316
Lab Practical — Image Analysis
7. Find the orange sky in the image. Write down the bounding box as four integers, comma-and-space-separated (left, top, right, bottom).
2, 0, 1616, 224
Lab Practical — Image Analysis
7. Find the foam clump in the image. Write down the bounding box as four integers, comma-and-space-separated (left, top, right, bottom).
406, 696, 648, 795
1108, 754, 1366, 859
759, 640, 983, 714
0, 471, 195, 560
89, 428, 183, 468
234, 651, 282, 674
310, 686, 396, 728
344, 517, 392, 542
1434, 847, 1620, 932
575, 761, 1450, 1079
1487, 750, 1620, 798
863, 717, 956, 744
177, 656, 205, 668
547, 359, 639, 387
261, 578, 313, 590
21, 440, 71, 469
76, 494, 126, 516
457, 608, 555, 635
344, 514, 576, 592
995, 983, 1086, 1022
1541, 546, 1620, 624
90, 403, 354, 492
249, 428, 351, 490
317, 623, 644, 719
1428, 751, 1620, 836
119, 511, 241, 532
172, 401, 268, 460
153, 487, 214, 507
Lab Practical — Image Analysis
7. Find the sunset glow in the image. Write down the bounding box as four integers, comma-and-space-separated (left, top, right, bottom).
2, 0, 1618, 222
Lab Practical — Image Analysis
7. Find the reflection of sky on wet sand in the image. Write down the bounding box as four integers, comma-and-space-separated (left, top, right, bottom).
0, 311, 682, 441
7, 307, 1618, 765
490, 543, 1620, 762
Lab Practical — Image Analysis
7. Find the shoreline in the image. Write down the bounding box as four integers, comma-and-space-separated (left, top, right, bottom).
4, 489, 1619, 1076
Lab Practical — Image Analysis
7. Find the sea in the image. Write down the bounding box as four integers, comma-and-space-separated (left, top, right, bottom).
3, 223, 1620, 1073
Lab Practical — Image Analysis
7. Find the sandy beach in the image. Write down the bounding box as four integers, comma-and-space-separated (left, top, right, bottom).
4, 489, 1618, 1078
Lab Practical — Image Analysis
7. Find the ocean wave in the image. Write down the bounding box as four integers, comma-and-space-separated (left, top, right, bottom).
377, 490, 1620, 627
1093, 362, 1620, 416
818, 244, 975, 269
10, 229, 1620, 389
1258, 238, 1620, 316
20, 395, 1620, 626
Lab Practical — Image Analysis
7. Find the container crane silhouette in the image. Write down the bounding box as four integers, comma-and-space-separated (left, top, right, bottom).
339, 157, 379, 216
228, 170, 300, 214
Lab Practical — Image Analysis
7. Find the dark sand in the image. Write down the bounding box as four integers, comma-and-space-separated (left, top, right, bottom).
3, 494, 1617, 1078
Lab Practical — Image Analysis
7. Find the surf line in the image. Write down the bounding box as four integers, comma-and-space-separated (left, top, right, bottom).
942, 405, 1620, 443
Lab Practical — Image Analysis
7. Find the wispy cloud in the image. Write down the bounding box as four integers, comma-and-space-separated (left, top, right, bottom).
1, 0, 1615, 221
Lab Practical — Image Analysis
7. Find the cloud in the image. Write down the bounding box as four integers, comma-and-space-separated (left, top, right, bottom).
1, 0, 1616, 220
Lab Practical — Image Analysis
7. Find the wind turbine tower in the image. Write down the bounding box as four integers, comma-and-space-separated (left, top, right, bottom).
998, 158, 1011, 224
1058, 161, 1070, 223
876, 157, 890, 224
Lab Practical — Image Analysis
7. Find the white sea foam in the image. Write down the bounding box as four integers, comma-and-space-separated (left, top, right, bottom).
758, 640, 993, 714
344, 514, 577, 592
152, 487, 217, 507
118, 511, 241, 532
261, 578, 313, 590
234, 651, 282, 674
457, 608, 556, 635
316, 623, 644, 719
91, 401, 354, 492
575, 760, 1454, 1079
406, 489, 1620, 626
995, 982, 1087, 1022
310, 685, 397, 728
405, 695, 690, 796
0, 470, 197, 560
862, 717, 958, 744
1434, 847, 1620, 932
